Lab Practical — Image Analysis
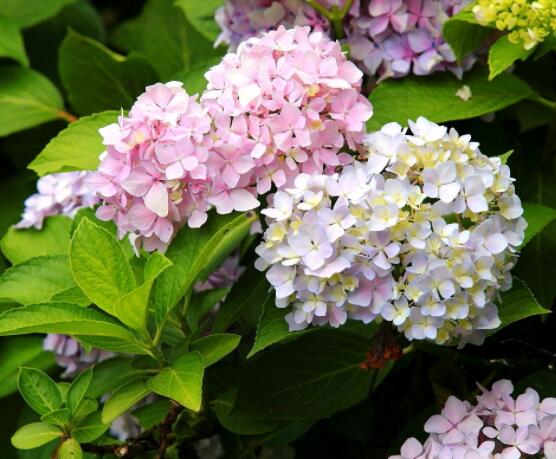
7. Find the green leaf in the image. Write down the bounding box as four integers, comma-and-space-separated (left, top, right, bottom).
496, 279, 550, 330
18, 367, 62, 415
132, 400, 171, 429
0, 0, 74, 28
213, 388, 281, 435
114, 252, 172, 331
102, 378, 151, 424
67, 368, 93, 415
176, 57, 221, 96
11, 423, 62, 450
190, 334, 241, 367
59, 30, 158, 115
40, 408, 70, 428
0, 66, 65, 137
0, 302, 145, 354
248, 299, 311, 358
213, 266, 269, 332
71, 398, 98, 424
51, 286, 91, 307
148, 352, 204, 411
488, 35, 534, 80
522, 203, 556, 247
0, 256, 75, 305
58, 438, 82, 459
0, 17, 29, 66
0, 336, 54, 398
442, 14, 490, 61
187, 287, 229, 331
367, 67, 534, 131
70, 218, 136, 317
154, 211, 256, 327
233, 330, 374, 420
71, 411, 109, 443
1, 215, 71, 265
174, 0, 223, 42
29, 110, 119, 176
85, 357, 149, 399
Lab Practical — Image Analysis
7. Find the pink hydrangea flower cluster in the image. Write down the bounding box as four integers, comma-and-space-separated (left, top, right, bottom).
16, 171, 99, 230
88, 27, 372, 251
345, 0, 476, 79
390, 379, 556, 459
215, 0, 329, 50
203, 25, 372, 181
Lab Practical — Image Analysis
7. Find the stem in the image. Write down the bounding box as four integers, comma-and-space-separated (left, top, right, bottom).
155, 402, 183, 459
305, 0, 332, 19
528, 94, 556, 111
58, 110, 78, 123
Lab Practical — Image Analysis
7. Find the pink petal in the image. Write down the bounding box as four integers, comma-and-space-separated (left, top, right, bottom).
144, 182, 169, 217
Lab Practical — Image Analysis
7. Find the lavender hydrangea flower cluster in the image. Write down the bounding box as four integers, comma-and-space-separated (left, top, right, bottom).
256, 118, 525, 345
390, 380, 556, 459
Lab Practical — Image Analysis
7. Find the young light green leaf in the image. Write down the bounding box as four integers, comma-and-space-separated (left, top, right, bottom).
174, 0, 223, 42
0, 66, 65, 137
70, 218, 136, 317
58, 438, 83, 459
488, 35, 534, 80
148, 352, 204, 411
1, 215, 71, 265
101, 378, 151, 424
233, 330, 374, 420
0, 336, 54, 398
59, 30, 158, 115
496, 279, 550, 330
29, 111, 119, 176
41, 408, 70, 428
154, 211, 256, 327
113, 252, 172, 331
367, 67, 534, 131
0, 0, 74, 28
18, 367, 62, 415
51, 286, 91, 307
522, 203, 556, 247
71, 411, 109, 443
67, 368, 93, 415
11, 422, 62, 450
0, 255, 75, 305
191, 334, 241, 367
0, 17, 29, 66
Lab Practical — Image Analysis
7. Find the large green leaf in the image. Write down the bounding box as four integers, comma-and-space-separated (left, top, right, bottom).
102, 378, 151, 424
0, 302, 143, 352
18, 367, 62, 415
496, 278, 550, 330
233, 330, 375, 420
176, 57, 221, 96
522, 203, 556, 247
174, 0, 223, 42
154, 211, 256, 327
66, 368, 92, 416
367, 67, 534, 131
0, 66, 65, 136
0, 0, 74, 28
0, 255, 76, 305
0, 17, 29, 66
59, 30, 158, 115
190, 333, 241, 367
29, 110, 119, 176
70, 218, 136, 317
1, 215, 72, 265
86, 356, 149, 399
0, 336, 54, 398
11, 423, 62, 450
488, 35, 534, 80
148, 352, 204, 411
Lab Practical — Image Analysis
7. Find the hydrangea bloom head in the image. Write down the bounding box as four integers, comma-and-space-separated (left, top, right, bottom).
346, 0, 477, 79
215, 0, 329, 49
16, 172, 99, 230
390, 379, 556, 459
256, 118, 525, 345
473, 0, 556, 50
203, 26, 373, 187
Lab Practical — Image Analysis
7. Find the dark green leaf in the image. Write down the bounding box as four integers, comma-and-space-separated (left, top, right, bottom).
70, 411, 109, 443
496, 279, 550, 330
132, 400, 171, 430
443, 15, 490, 61
522, 203, 556, 246
190, 333, 241, 366
174, 0, 223, 42
18, 367, 62, 415
0, 0, 74, 28
86, 357, 149, 399
0, 17, 29, 66
102, 378, 151, 424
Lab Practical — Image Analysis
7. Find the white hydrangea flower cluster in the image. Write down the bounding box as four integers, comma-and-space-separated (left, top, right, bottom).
256, 117, 526, 345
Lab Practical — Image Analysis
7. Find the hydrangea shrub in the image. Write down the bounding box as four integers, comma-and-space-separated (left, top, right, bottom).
0, 1, 554, 458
